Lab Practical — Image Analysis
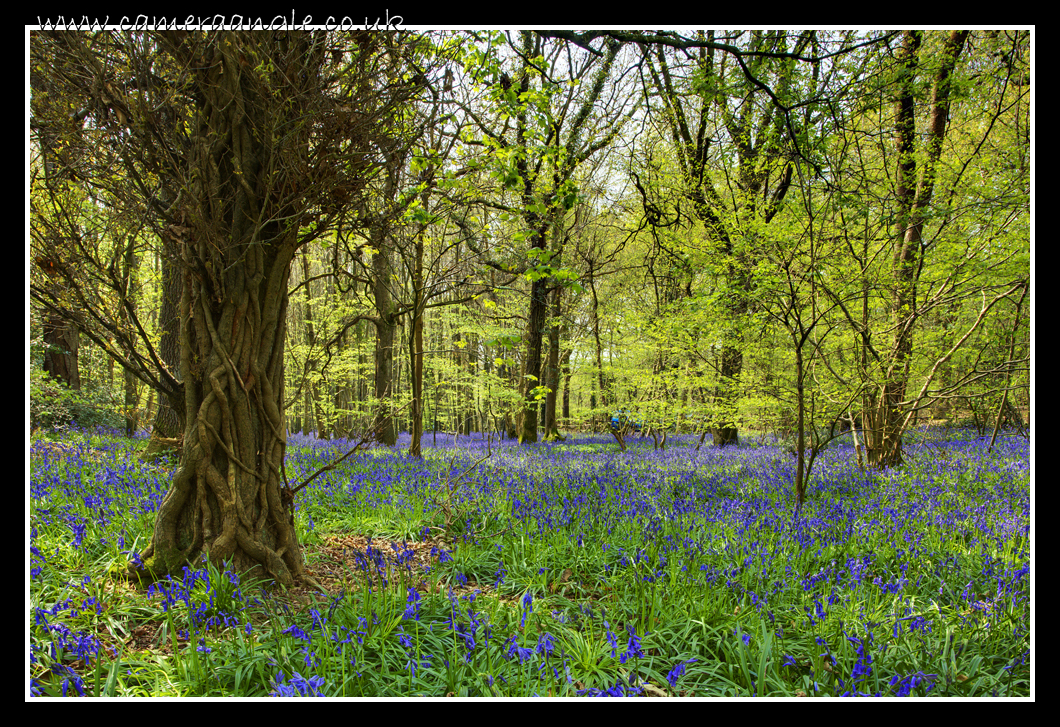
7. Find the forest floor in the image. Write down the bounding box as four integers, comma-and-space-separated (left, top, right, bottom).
29, 425, 1031, 697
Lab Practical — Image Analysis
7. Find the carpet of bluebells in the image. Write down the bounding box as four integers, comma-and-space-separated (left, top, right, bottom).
28, 425, 1031, 697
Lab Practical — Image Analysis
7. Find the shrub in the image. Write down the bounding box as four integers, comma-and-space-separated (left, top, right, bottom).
30, 368, 125, 433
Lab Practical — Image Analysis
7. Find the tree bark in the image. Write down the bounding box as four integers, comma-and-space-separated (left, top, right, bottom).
588, 268, 608, 429
121, 235, 140, 437
560, 338, 573, 424
42, 318, 81, 392
518, 269, 549, 443
142, 222, 302, 584
371, 247, 399, 447
367, 141, 405, 447
301, 247, 328, 439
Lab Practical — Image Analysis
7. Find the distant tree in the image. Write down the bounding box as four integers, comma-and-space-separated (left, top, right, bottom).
637, 30, 821, 446
841, 31, 1027, 468
454, 31, 638, 443
30, 54, 84, 393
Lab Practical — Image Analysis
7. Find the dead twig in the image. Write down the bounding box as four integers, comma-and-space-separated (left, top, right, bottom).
283, 400, 413, 503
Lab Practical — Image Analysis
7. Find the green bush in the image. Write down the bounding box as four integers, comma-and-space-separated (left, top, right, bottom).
30, 368, 125, 432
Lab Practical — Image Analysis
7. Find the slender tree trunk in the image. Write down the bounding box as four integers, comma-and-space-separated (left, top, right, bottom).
543, 285, 564, 440
794, 342, 806, 505
869, 30, 969, 469
989, 282, 1029, 451
850, 411, 864, 470
371, 234, 398, 446
464, 331, 477, 435
301, 247, 327, 439
121, 235, 140, 437
589, 270, 608, 429
150, 226, 185, 441
560, 341, 573, 424
408, 221, 426, 457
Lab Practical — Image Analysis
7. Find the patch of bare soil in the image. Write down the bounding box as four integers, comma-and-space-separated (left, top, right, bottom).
269, 533, 507, 612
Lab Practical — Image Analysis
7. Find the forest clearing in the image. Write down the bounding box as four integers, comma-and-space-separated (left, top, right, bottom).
29, 28, 1031, 697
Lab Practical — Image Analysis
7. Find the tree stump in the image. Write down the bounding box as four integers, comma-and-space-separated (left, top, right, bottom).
140, 434, 182, 464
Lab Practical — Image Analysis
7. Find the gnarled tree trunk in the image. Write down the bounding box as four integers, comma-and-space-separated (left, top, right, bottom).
138, 33, 329, 586
142, 218, 303, 585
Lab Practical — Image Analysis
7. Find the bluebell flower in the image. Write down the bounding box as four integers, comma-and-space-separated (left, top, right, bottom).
535, 632, 556, 657
604, 621, 618, 658
666, 659, 697, 689
505, 634, 533, 663
889, 671, 938, 697
847, 635, 873, 683
403, 587, 422, 621
520, 591, 533, 628
282, 623, 312, 642
620, 625, 645, 664
577, 677, 643, 697
51, 664, 86, 697
270, 671, 327, 697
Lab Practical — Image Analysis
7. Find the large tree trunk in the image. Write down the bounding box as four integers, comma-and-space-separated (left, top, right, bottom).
712, 345, 742, 447
34, 30, 412, 585
368, 144, 404, 447
372, 314, 399, 445
142, 216, 304, 585
138, 33, 326, 587
367, 225, 399, 446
